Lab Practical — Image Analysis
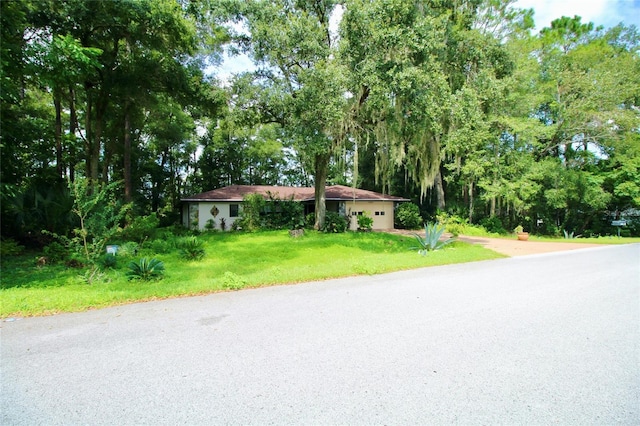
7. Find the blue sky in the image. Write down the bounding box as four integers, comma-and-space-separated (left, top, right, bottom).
214, 0, 640, 81
515, 0, 640, 30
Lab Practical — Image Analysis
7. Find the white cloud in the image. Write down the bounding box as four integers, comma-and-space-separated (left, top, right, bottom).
515, 0, 640, 31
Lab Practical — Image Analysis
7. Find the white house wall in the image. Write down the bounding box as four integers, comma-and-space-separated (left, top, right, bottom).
196, 202, 240, 231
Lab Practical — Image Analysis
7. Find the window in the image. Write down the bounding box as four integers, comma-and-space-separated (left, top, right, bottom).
230, 204, 239, 218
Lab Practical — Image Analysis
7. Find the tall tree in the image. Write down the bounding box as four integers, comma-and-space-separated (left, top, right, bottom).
343, 0, 518, 214
229, 0, 348, 229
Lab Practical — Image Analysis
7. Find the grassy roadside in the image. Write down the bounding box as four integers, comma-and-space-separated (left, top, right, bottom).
526, 235, 640, 244
1, 231, 505, 317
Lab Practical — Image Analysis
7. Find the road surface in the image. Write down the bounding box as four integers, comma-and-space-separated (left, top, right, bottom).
2, 244, 639, 425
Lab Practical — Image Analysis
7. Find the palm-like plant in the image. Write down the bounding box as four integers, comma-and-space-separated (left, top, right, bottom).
178, 236, 205, 260
126, 257, 165, 281
412, 222, 455, 255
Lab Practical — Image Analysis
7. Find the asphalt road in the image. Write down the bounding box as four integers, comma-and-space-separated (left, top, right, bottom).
2, 244, 639, 425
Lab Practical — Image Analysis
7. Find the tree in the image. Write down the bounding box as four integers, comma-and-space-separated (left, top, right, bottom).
228, 0, 349, 229
343, 0, 519, 216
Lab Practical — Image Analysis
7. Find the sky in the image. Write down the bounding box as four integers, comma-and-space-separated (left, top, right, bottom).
214, 0, 640, 82
514, 0, 640, 31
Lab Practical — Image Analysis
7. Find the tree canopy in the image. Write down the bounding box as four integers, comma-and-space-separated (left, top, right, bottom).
1, 0, 639, 243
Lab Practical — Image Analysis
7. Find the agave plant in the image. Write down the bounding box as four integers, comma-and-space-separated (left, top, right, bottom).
126, 257, 165, 281
412, 222, 455, 255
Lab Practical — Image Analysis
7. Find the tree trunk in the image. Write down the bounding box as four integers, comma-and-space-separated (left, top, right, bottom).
434, 169, 446, 211
91, 98, 106, 183
84, 87, 92, 180
123, 103, 132, 203
54, 89, 63, 178
314, 153, 330, 230
468, 181, 474, 224
68, 86, 77, 182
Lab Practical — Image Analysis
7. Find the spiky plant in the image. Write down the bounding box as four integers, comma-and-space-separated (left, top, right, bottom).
412, 222, 455, 255
126, 257, 165, 281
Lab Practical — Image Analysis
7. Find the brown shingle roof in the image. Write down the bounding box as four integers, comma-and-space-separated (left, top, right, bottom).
181, 185, 409, 202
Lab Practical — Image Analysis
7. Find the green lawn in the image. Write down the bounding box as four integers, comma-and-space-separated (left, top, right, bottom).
527, 235, 640, 244
1, 231, 505, 317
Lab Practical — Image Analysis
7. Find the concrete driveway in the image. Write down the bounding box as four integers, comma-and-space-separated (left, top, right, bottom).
2, 244, 639, 425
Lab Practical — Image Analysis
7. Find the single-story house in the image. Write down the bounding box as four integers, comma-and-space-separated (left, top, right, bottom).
181, 184, 410, 231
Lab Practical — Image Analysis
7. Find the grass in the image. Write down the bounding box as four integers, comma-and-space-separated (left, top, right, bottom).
453, 223, 640, 244
526, 235, 640, 244
0, 230, 505, 317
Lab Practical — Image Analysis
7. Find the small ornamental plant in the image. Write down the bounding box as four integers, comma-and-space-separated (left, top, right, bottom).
357, 212, 374, 231
126, 257, 165, 281
178, 236, 205, 260
412, 222, 455, 255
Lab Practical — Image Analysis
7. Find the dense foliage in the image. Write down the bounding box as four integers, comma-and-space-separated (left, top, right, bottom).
1, 0, 639, 245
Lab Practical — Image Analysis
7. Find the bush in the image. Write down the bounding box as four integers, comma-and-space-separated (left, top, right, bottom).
100, 253, 117, 269
395, 203, 422, 229
126, 257, 165, 281
436, 212, 467, 236
120, 214, 159, 242
0, 238, 25, 256
305, 213, 316, 229
65, 253, 87, 268
178, 236, 205, 260
150, 239, 173, 254
357, 211, 374, 231
221, 271, 247, 290
479, 216, 507, 234
322, 211, 348, 233
204, 218, 217, 231
263, 193, 305, 230
236, 193, 265, 231
43, 241, 68, 263
118, 241, 140, 257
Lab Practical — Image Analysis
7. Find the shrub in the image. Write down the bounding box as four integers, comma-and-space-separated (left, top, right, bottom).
150, 239, 173, 254
126, 257, 165, 281
436, 212, 467, 236
65, 253, 87, 268
479, 216, 507, 234
305, 213, 316, 229
118, 241, 140, 257
236, 193, 265, 231
221, 271, 247, 290
205, 218, 217, 231
100, 253, 117, 269
43, 241, 68, 263
357, 211, 374, 231
68, 178, 128, 264
395, 203, 422, 229
322, 211, 348, 233
219, 217, 227, 231
120, 214, 159, 242
263, 193, 305, 230
0, 238, 25, 256
412, 222, 455, 255
178, 236, 205, 260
